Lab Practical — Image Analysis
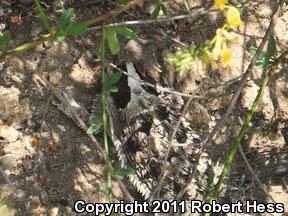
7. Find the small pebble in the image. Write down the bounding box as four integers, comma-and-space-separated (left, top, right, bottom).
49, 207, 59, 216
0, 125, 19, 143
14, 189, 26, 200
0, 154, 17, 170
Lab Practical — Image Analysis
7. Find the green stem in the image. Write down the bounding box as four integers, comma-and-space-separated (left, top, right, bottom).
0, 34, 54, 62
0, 0, 139, 63
204, 51, 287, 216
100, 26, 113, 203
33, 0, 52, 33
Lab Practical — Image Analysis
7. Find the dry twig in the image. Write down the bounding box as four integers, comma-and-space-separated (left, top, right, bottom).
239, 145, 276, 202
88, 9, 217, 31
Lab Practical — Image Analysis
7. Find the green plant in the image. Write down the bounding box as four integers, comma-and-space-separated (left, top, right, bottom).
204, 36, 281, 216
147, 0, 169, 19
116, 0, 130, 5
250, 36, 277, 68
168, 0, 245, 74
87, 116, 102, 135
0, 0, 141, 62
0, 31, 10, 56
105, 26, 137, 54
183, 0, 190, 12
93, 24, 137, 202
33, 0, 52, 33
113, 160, 135, 180
56, 8, 87, 42
33, 1, 87, 43
168, 45, 211, 76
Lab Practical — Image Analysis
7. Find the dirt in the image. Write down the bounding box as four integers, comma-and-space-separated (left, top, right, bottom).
0, 1, 287, 216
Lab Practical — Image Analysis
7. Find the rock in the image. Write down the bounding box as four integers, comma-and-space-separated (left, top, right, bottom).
0, 125, 19, 143
64, 206, 76, 216
0, 184, 14, 196
0, 86, 20, 122
258, 87, 274, 120
31, 24, 44, 37
22, 136, 36, 154
162, 50, 175, 87
241, 80, 274, 120
241, 80, 259, 109
14, 189, 26, 201
49, 207, 59, 216
0, 154, 17, 170
28, 195, 40, 205
0, 86, 31, 124
273, 73, 288, 118
3, 140, 24, 159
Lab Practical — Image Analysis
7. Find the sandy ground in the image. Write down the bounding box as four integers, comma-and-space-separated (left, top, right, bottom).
0, 1, 287, 215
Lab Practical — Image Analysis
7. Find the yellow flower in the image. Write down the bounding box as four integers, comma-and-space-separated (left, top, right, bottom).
227, 6, 243, 28
215, 0, 228, 10
220, 47, 232, 67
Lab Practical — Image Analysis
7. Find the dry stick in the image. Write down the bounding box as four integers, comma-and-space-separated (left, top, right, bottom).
177, 0, 286, 200
149, 96, 194, 201
40, 94, 53, 139
34, 74, 135, 202
238, 145, 276, 202
88, 9, 217, 31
